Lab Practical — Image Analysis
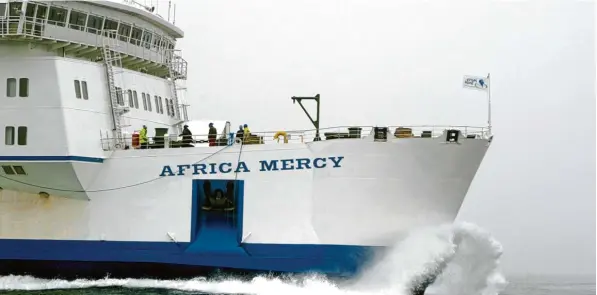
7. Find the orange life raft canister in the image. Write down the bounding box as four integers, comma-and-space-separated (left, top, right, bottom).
132, 132, 140, 148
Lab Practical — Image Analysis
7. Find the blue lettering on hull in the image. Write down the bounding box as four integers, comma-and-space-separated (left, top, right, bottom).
160, 156, 344, 177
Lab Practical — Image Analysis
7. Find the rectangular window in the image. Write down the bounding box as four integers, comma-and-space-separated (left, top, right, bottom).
9, 2, 21, 17
5, 126, 14, 145
147, 94, 152, 112
142, 30, 153, 49
167, 99, 171, 117
130, 27, 143, 46
118, 23, 131, 42
86, 14, 103, 35
133, 91, 139, 109
69, 10, 88, 31
142, 93, 147, 110
0, 3, 6, 17
159, 39, 166, 52
6, 78, 16, 97
154, 96, 159, 113
12, 165, 26, 175
163, 41, 174, 57
47, 6, 67, 27
153, 35, 162, 50
17, 126, 27, 146
19, 78, 28, 97
127, 89, 134, 108
25, 3, 35, 18
103, 19, 118, 38
81, 81, 88, 100
170, 99, 176, 117
167, 98, 170, 116
1, 166, 15, 175
0, 165, 25, 175
158, 96, 164, 114
116, 87, 124, 106
36, 4, 48, 21
74, 80, 81, 99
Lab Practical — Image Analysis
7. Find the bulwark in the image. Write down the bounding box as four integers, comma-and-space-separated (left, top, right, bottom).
159, 156, 345, 177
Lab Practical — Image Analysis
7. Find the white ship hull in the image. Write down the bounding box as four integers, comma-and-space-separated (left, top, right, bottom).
0, 1, 491, 287
0, 133, 490, 277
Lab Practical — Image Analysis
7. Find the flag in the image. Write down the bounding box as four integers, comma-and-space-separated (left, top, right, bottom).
463, 75, 489, 91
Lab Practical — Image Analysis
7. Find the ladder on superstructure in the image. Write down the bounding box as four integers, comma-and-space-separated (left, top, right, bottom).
167, 51, 188, 127
102, 30, 129, 149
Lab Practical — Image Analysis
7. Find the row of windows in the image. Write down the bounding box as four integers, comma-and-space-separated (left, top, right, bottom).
5, 77, 175, 119
72, 81, 176, 118
114, 88, 176, 118
5, 78, 29, 98
3, 2, 176, 53
1, 165, 26, 176
4, 126, 27, 146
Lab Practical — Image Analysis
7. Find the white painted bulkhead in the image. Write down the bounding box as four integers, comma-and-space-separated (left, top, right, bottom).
0, 54, 179, 157
0, 45, 183, 199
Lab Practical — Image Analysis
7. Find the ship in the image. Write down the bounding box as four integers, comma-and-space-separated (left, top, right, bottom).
0, 0, 492, 293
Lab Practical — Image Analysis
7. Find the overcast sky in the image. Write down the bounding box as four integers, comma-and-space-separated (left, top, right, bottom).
152, 0, 595, 275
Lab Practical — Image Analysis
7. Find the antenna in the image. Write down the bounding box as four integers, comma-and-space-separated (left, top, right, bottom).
173, 3, 176, 25
172, 3, 176, 25
122, 0, 155, 13
168, 0, 171, 22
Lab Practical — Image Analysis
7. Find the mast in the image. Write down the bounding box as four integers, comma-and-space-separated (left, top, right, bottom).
487, 73, 492, 136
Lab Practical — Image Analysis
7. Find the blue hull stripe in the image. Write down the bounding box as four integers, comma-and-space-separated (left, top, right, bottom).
0, 156, 104, 163
0, 239, 378, 276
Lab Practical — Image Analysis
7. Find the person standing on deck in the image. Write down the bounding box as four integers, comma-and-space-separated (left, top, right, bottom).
208, 123, 217, 147
236, 125, 244, 141
140, 125, 148, 149
181, 124, 194, 147
243, 124, 251, 143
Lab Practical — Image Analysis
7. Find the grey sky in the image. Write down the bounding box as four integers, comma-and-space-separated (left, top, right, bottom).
164, 0, 596, 275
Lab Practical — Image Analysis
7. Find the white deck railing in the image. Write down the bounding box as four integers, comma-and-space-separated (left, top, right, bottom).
99, 125, 490, 151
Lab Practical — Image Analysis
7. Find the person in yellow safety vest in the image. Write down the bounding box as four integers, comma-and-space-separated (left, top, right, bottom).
243, 124, 251, 143
140, 125, 148, 149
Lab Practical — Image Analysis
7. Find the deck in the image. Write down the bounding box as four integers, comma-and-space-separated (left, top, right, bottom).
100, 125, 490, 151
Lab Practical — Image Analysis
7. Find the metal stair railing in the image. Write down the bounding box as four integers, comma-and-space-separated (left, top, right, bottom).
102, 29, 129, 149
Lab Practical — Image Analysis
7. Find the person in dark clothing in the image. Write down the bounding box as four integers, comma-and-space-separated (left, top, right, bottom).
235, 125, 244, 142
181, 124, 193, 147
208, 122, 217, 147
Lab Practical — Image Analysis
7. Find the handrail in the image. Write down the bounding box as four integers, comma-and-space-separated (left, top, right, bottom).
99, 125, 490, 151
0, 15, 187, 79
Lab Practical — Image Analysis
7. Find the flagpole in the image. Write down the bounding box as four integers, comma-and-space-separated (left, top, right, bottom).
487, 73, 492, 136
